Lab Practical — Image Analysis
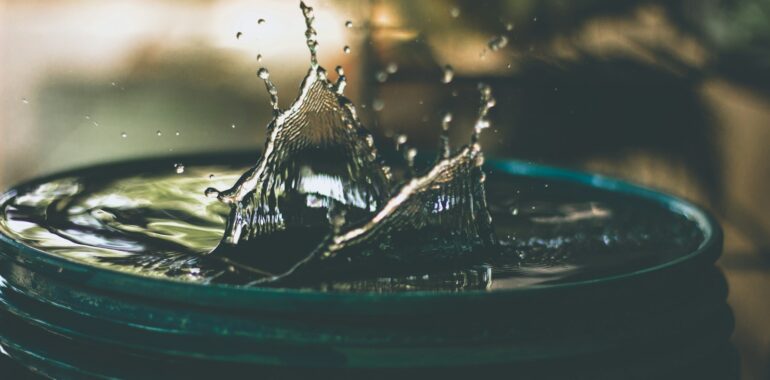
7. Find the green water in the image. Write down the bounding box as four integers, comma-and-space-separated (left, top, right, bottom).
0, 160, 703, 292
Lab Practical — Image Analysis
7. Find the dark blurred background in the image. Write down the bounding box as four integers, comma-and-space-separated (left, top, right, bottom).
1, 0, 769, 378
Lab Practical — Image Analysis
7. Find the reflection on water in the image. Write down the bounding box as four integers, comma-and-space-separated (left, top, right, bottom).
0, 160, 703, 291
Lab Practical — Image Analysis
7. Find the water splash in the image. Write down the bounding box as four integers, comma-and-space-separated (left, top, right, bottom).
207, 1, 391, 249
260, 85, 497, 284
204, 1, 497, 283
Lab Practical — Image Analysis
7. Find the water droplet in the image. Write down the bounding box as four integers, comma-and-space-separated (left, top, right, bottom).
442, 112, 453, 130
488, 35, 508, 51
395, 134, 408, 146
85, 115, 91, 120
345, 20, 353, 28
156, 130, 162, 136
257, 68, 270, 79
335, 65, 345, 76
257, 54, 263, 62
450, 7, 460, 18
505, 22, 514, 31
111, 81, 117, 87
386, 62, 398, 74
121, 132, 127, 138
231, 124, 237, 129
21, 98, 29, 104
343, 45, 351, 54
92, 121, 99, 127
442, 65, 454, 84
258, 18, 266, 25
236, 31, 243, 39
532, 17, 538, 22
175, 131, 181, 136
375, 71, 388, 83
175, 164, 185, 174
208, 174, 216, 180
372, 99, 385, 111
405, 147, 418, 167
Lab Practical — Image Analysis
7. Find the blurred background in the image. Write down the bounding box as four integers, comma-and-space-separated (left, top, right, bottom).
1, 0, 769, 378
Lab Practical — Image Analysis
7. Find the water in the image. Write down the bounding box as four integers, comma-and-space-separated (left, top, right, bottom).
488, 35, 509, 51
442, 64, 454, 84
0, 161, 704, 291
0, 1, 705, 292
198, 1, 503, 285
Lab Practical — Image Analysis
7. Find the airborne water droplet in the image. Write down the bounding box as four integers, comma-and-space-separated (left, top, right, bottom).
21, 98, 29, 104
175, 131, 181, 136
386, 62, 398, 74
257, 54, 263, 62
442, 112, 453, 130
345, 20, 353, 28
257, 68, 270, 79
175, 164, 185, 174
335, 65, 344, 76
343, 45, 351, 54
395, 134, 408, 147
231, 124, 237, 129
121, 132, 127, 138
505, 22, 514, 31
488, 35, 508, 51
236, 31, 242, 39
372, 99, 385, 111
156, 130, 162, 136
450, 7, 460, 18
258, 18, 266, 25
405, 147, 417, 167
442, 65, 454, 84
375, 71, 388, 83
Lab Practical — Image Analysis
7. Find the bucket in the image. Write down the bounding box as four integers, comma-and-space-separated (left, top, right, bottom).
0, 154, 736, 379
